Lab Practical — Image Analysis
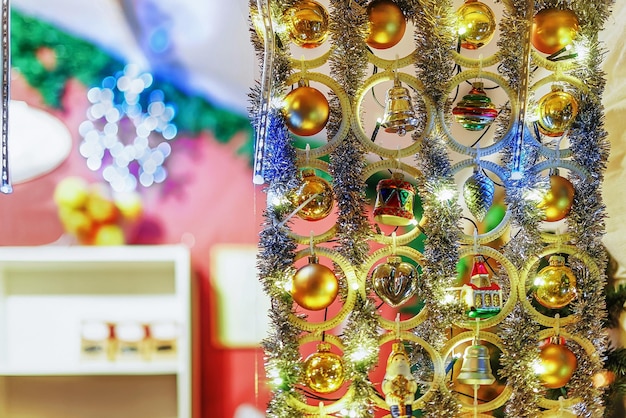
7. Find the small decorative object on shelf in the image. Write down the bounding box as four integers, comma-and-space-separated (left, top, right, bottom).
538, 337, 577, 389
116, 321, 150, 361
538, 169, 575, 222
463, 167, 495, 222
459, 256, 502, 319
533, 255, 577, 309
282, 79, 330, 136
531, 8, 580, 55
373, 173, 416, 227
380, 75, 419, 137
284, 0, 330, 49
536, 85, 579, 137
80, 320, 113, 362
151, 321, 179, 360
456, 0, 497, 50
289, 168, 334, 221
452, 82, 498, 131
371, 255, 418, 307
303, 342, 345, 393
291, 254, 339, 311
365, 0, 406, 49
382, 342, 418, 418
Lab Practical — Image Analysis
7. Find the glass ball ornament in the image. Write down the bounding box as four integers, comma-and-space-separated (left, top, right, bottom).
533, 255, 577, 309
366, 0, 406, 49
371, 256, 418, 307
303, 342, 345, 393
538, 172, 575, 222
291, 255, 339, 311
289, 168, 334, 221
452, 82, 498, 131
537, 338, 577, 389
531, 8, 580, 55
456, 0, 497, 50
282, 80, 330, 136
284, 0, 330, 48
537, 85, 579, 137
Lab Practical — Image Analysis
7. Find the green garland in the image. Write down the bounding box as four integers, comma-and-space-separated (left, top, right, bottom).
10, 10, 252, 150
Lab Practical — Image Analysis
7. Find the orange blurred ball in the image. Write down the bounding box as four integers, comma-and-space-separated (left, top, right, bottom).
539, 174, 574, 222
58, 206, 93, 239
538, 342, 577, 389
531, 8, 579, 55
291, 256, 338, 311
282, 85, 329, 136
86, 192, 119, 224
366, 0, 406, 49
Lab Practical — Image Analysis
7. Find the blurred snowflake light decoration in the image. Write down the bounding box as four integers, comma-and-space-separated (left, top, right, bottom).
79, 64, 178, 192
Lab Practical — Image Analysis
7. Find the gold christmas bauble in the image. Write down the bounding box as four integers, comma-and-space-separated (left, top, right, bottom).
282, 83, 330, 136
537, 85, 579, 137
533, 255, 577, 309
284, 0, 330, 48
538, 341, 577, 389
538, 174, 575, 222
303, 342, 345, 393
531, 8, 580, 55
289, 168, 334, 221
291, 256, 339, 311
456, 0, 497, 50
366, 0, 406, 50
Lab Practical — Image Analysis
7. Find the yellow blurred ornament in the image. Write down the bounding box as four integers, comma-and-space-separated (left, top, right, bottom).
285, 0, 329, 48
291, 255, 339, 311
114, 191, 143, 221
92, 224, 126, 246
537, 85, 579, 137
58, 206, 93, 238
538, 170, 575, 222
456, 0, 497, 50
538, 338, 577, 389
533, 255, 577, 309
366, 0, 406, 50
282, 80, 330, 136
54, 176, 89, 209
303, 342, 345, 393
289, 168, 334, 221
531, 8, 580, 55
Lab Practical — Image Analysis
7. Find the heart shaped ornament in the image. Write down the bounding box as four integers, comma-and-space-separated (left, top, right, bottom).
371, 256, 418, 307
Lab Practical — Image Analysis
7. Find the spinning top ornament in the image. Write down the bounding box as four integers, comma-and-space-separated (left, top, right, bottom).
366, 0, 406, 50
291, 255, 339, 311
538, 337, 577, 389
282, 79, 330, 136
456, 339, 496, 386
303, 342, 345, 393
284, 0, 330, 48
371, 256, 418, 307
456, 0, 497, 50
533, 255, 577, 310
382, 342, 418, 418
289, 168, 334, 221
538, 169, 575, 222
380, 76, 419, 137
536, 85, 579, 137
373, 172, 416, 227
531, 8, 580, 55
452, 82, 498, 131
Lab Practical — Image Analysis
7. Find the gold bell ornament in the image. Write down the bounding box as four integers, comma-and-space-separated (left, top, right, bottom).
456, 338, 496, 386
373, 172, 416, 227
303, 342, 345, 393
289, 168, 334, 221
381, 76, 419, 137
382, 342, 418, 418
533, 255, 577, 310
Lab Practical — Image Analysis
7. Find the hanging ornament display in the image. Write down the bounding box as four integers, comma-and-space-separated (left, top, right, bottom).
456, 339, 496, 385
371, 256, 418, 307
282, 80, 330, 136
531, 8, 580, 55
382, 342, 418, 418
365, 0, 406, 50
463, 167, 495, 222
456, 0, 497, 50
533, 255, 577, 310
538, 170, 575, 222
289, 168, 334, 221
459, 255, 502, 319
536, 85, 579, 137
284, 0, 330, 49
303, 342, 345, 393
380, 76, 419, 137
291, 255, 339, 311
537, 337, 577, 389
452, 82, 499, 131
373, 172, 416, 227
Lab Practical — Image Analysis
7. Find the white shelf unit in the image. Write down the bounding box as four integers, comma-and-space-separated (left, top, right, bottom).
0, 245, 192, 418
